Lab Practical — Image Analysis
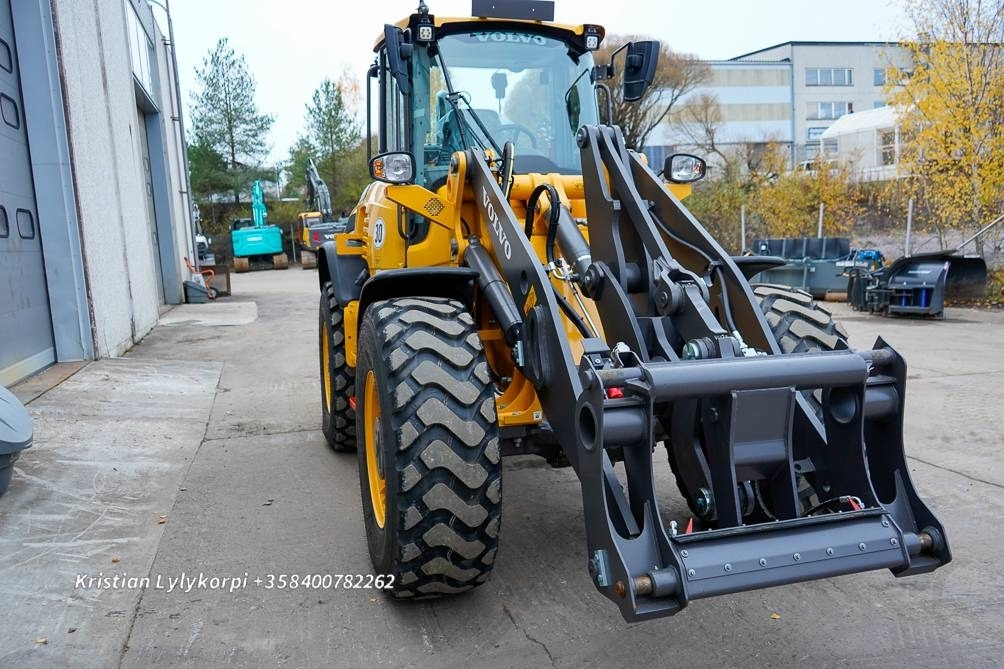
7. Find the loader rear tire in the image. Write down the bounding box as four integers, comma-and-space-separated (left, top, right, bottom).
319, 282, 355, 451
234, 257, 250, 273
752, 284, 848, 353
355, 297, 501, 599
273, 253, 289, 270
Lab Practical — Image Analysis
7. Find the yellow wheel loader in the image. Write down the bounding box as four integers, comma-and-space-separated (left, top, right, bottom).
316, 0, 950, 620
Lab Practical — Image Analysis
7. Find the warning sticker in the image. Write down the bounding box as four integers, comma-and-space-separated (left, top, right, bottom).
523, 286, 537, 313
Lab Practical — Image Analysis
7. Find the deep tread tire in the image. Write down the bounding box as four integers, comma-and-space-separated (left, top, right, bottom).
753, 284, 848, 353
319, 282, 356, 451
356, 297, 501, 599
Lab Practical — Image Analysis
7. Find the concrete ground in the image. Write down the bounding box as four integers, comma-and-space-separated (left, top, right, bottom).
2, 268, 1002, 668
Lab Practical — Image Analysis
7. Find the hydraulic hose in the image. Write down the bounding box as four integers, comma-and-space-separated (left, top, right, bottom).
524, 184, 561, 265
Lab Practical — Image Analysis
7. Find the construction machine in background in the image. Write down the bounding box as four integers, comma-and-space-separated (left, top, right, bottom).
315, 0, 950, 621
845, 214, 1000, 317
232, 180, 289, 272
294, 158, 349, 269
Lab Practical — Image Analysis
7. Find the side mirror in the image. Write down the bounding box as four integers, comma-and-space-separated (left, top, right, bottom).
664, 154, 706, 183
370, 152, 415, 184
622, 40, 659, 101
383, 25, 412, 95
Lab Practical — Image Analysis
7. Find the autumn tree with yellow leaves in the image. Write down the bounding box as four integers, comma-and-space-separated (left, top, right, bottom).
886, 0, 1004, 255
677, 94, 862, 250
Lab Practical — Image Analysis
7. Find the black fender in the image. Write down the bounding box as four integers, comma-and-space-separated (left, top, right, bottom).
731, 255, 787, 280
358, 267, 479, 322
317, 241, 368, 308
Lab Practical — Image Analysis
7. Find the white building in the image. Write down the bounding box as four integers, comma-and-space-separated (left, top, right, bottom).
819, 105, 904, 182
1, 0, 193, 385
647, 60, 794, 170
649, 41, 914, 169
731, 42, 912, 163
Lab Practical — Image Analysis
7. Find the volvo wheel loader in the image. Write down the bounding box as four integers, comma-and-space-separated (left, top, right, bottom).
316, 0, 950, 621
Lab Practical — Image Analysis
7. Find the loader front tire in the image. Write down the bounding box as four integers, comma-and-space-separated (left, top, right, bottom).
319, 282, 355, 451
355, 297, 501, 599
753, 284, 848, 353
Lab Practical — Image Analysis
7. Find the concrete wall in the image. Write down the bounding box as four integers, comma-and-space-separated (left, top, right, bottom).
50, 0, 188, 358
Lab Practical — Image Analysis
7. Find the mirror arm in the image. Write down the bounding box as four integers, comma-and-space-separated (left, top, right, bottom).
594, 82, 614, 125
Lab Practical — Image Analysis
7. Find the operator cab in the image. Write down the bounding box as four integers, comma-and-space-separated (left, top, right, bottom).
370, 1, 607, 189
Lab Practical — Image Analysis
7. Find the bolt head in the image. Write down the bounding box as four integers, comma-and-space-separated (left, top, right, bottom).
614, 581, 626, 598
694, 488, 715, 518
826, 547, 834, 556
890, 538, 899, 546
793, 553, 801, 561
724, 563, 732, 572
680, 550, 689, 558
858, 542, 867, 551
687, 569, 696, 578
759, 558, 767, 567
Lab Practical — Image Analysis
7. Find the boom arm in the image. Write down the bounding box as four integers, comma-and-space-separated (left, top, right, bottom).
306, 158, 334, 221
251, 180, 267, 228
463, 125, 950, 621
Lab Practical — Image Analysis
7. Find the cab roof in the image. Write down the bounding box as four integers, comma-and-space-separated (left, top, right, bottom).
373, 13, 605, 53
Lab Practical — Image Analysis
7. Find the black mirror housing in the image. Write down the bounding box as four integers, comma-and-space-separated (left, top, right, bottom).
622, 40, 659, 101
383, 25, 411, 95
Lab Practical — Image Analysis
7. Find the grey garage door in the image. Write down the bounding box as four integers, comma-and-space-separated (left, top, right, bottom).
0, 1, 55, 385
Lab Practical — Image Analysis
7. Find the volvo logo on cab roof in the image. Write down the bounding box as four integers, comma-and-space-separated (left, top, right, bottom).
471, 32, 547, 45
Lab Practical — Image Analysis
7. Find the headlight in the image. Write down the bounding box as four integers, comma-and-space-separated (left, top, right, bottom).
664, 154, 707, 184
370, 152, 415, 184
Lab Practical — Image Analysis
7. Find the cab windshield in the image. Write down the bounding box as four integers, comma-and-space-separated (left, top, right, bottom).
413, 29, 598, 184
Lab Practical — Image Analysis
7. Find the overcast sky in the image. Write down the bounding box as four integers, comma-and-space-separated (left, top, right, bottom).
156, 0, 911, 165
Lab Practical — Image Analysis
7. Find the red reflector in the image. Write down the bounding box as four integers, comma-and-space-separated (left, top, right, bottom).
311, 231, 322, 243
685, 518, 694, 534
607, 387, 624, 399
348, 396, 357, 410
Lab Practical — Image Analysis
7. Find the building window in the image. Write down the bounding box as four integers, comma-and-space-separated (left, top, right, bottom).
807, 101, 853, 120
805, 141, 838, 159
878, 129, 897, 166
807, 127, 827, 141
874, 100, 886, 108
806, 67, 853, 86
124, 1, 153, 95
16, 209, 34, 240
873, 68, 886, 86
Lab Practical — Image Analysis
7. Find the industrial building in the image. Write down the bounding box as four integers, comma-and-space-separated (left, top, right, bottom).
651, 41, 913, 169
0, 0, 193, 385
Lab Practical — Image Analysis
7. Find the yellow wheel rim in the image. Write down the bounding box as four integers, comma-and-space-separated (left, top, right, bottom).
363, 370, 387, 528
321, 322, 332, 413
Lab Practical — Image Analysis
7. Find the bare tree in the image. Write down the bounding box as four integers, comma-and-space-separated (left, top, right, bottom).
594, 35, 708, 150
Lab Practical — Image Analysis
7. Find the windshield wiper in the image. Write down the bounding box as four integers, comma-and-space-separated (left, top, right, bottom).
436, 51, 503, 156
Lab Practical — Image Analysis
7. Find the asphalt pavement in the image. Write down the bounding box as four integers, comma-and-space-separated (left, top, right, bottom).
3, 268, 1002, 668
